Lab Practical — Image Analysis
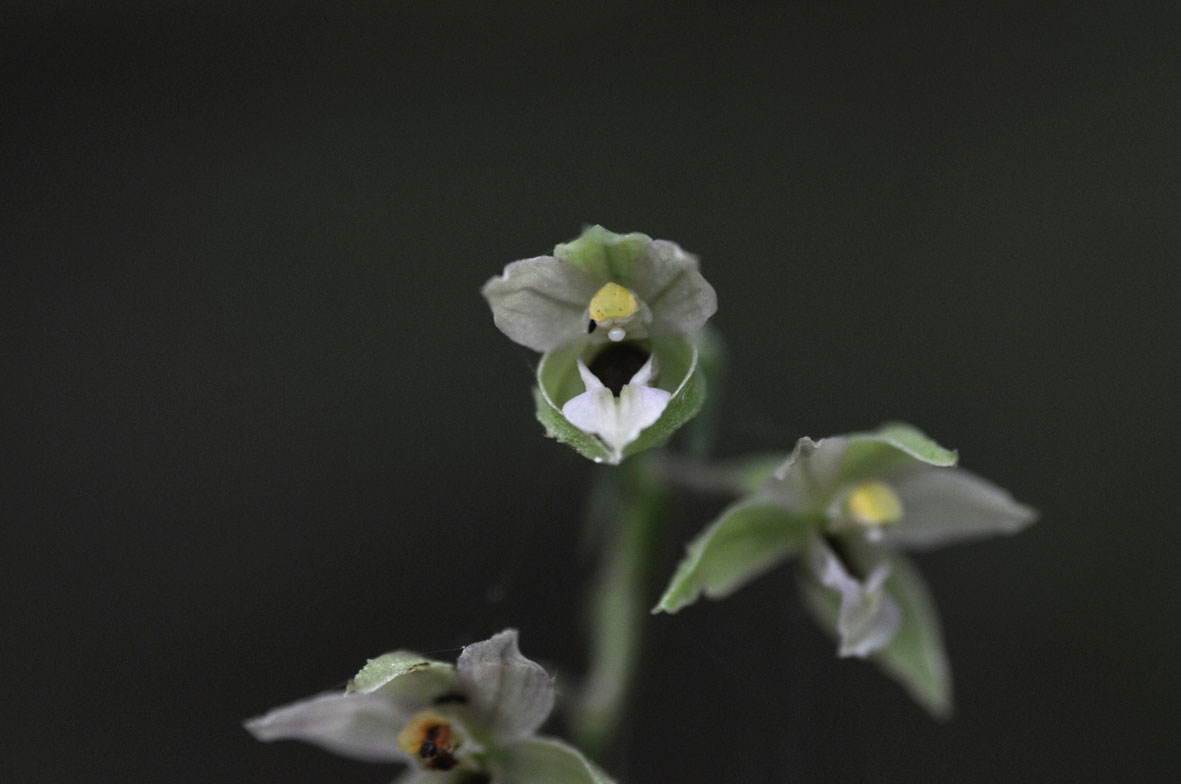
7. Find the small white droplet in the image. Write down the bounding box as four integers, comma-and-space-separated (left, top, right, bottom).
608, 327, 625, 342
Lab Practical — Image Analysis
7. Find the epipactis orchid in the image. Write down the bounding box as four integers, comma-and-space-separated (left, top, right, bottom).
483, 226, 717, 464
245, 629, 612, 783
655, 424, 1036, 717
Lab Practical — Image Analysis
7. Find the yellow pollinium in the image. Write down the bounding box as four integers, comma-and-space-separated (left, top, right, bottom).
588, 282, 640, 324
845, 481, 904, 526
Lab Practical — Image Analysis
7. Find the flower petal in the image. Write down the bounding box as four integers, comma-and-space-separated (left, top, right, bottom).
886, 467, 1038, 550
533, 350, 615, 464
628, 239, 717, 335
560, 359, 672, 463
615, 335, 705, 458
655, 501, 812, 614
244, 690, 412, 762
489, 737, 616, 784
482, 256, 599, 352
801, 551, 952, 718
806, 538, 901, 658
762, 436, 844, 512
873, 553, 953, 719
456, 629, 555, 742
535, 336, 704, 465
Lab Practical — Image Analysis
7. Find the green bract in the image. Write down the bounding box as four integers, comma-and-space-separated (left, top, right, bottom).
656, 423, 1035, 717
245, 630, 613, 784
483, 226, 717, 464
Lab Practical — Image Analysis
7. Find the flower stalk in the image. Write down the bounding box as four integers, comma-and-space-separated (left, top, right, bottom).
574, 455, 668, 763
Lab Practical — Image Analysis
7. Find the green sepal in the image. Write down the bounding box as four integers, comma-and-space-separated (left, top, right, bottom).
553, 225, 651, 282
489, 737, 617, 784
801, 552, 952, 719
533, 374, 615, 465
347, 651, 458, 701
534, 336, 705, 465
623, 336, 704, 457
837, 423, 958, 485
678, 327, 720, 458
654, 501, 814, 614
876, 422, 959, 466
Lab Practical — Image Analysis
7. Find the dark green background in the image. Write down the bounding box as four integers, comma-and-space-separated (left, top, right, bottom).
3, 2, 1177, 781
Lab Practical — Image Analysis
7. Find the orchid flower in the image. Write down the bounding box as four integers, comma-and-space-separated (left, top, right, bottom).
483, 226, 716, 464
656, 424, 1036, 716
246, 630, 612, 783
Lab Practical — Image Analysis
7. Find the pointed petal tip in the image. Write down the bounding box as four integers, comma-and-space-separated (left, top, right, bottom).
458, 629, 555, 741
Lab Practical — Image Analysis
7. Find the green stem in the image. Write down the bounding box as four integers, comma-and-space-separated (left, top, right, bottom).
649, 451, 787, 498
573, 455, 667, 763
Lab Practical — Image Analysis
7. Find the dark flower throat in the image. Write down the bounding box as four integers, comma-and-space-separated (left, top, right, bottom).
588, 342, 650, 396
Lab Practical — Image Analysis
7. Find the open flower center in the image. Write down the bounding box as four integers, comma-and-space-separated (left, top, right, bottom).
588, 282, 640, 342
844, 481, 904, 527
397, 711, 459, 771
587, 342, 651, 396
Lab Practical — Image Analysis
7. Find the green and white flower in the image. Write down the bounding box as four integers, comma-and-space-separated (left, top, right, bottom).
482, 226, 717, 464
655, 424, 1036, 717
246, 629, 612, 784
482, 225, 716, 353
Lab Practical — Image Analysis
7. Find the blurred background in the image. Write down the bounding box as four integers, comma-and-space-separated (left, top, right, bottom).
3, 2, 1177, 781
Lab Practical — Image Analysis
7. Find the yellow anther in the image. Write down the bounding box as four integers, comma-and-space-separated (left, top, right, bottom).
845, 482, 903, 526
397, 710, 458, 770
588, 282, 640, 325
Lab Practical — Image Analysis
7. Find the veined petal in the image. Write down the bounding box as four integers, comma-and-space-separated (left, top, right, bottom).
628, 239, 717, 336
482, 256, 599, 352
456, 629, 555, 742
885, 467, 1037, 550
244, 690, 412, 763
807, 538, 901, 658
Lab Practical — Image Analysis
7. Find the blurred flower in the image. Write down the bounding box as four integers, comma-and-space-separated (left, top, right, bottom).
482, 226, 717, 464
656, 424, 1036, 716
246, 629, 612, 783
